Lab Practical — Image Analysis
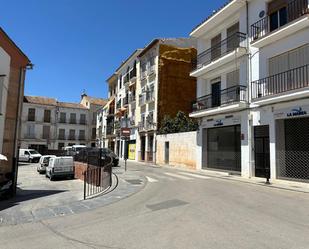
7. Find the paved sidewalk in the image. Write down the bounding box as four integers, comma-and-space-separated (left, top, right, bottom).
0, 165, 146, 226
129, 160, 309, 194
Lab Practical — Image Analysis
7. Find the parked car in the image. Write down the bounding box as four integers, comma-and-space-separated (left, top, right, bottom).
46, 156, 74, 181
102, 148, 119, 167
19, 149, 42, 163
63, 145, 86, 156
37, 155, 56, 174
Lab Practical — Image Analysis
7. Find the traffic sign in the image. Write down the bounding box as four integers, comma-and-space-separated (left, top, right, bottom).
121, 128, 131, 137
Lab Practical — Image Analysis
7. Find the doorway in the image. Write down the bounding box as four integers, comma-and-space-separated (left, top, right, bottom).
211, 82, 221, 108
254, 126, 270, 178
165, 142, 169, 164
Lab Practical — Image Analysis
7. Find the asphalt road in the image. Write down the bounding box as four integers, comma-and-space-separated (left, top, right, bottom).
1, 161, 309, 249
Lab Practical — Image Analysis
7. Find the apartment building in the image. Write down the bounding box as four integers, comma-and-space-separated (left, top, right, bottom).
136, 39, 197, 163
114, 49, 141, 160
190, 0, 309, 183
21, 94, 106, 153
0, 27, 31, 197
100, 38, 197, 162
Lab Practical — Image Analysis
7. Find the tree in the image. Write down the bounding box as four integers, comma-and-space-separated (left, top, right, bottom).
159, 111, 198, 135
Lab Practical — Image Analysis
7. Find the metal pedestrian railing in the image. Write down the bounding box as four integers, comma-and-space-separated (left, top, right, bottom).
83, 163, 112, 200
74, 148, 113, 200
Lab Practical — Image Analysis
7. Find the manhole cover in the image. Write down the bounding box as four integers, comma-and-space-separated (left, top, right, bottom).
125, 179, 142, 185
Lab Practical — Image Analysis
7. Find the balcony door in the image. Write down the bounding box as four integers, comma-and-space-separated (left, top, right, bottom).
211, 81, 221, 108
227, 22, 239, 52
211, 34, 221, 61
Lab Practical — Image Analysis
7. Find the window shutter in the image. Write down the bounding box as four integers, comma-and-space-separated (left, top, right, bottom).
227, 70, 240, 88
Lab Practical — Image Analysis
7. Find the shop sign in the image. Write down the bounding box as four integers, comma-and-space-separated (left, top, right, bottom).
214, 120, 223, 127
287, 107, 307, 117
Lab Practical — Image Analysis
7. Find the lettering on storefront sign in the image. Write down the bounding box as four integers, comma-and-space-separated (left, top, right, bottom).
287, 107, 307, 117
214, 120, 223, 127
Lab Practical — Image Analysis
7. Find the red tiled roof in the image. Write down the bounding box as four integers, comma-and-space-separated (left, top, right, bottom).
23, 96, 57, 106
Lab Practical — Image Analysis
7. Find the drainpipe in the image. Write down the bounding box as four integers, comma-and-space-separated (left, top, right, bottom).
246, 0, 254, 178
11, 66, 26, 196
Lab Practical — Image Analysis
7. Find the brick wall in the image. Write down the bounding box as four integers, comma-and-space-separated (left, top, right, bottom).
74, 161, 87, 181
0, 66, 23, 187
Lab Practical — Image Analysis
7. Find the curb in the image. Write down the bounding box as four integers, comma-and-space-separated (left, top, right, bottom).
0, 169, 147, 226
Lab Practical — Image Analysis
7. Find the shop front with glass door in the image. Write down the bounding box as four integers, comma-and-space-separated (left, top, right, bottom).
206, 125, 241, 172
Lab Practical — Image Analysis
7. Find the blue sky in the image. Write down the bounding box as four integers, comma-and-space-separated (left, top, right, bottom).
1, 0, 225, 103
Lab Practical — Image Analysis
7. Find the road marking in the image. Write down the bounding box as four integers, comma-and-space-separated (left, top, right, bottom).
146, 176, 158, 183
150, 174, 176, 181
178, 172, 211, 179
164, 172, 193, 180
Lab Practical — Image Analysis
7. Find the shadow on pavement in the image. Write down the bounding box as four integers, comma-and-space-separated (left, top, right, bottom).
0, 188, 67, 211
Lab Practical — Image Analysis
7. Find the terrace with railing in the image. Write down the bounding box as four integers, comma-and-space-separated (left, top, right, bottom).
192, 85, 247, 112
251, 0, 309, 41
192, 32, 246, 72
251, 64, 309, 99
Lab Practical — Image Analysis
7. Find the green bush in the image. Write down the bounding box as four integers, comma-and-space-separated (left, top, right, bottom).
159, 111, 198, 134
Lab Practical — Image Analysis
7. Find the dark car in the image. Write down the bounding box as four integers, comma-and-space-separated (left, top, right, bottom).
74, 147, 119, 167
102, 148, 119, 167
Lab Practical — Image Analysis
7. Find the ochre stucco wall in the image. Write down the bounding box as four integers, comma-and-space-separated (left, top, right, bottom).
156, 131, 197, 169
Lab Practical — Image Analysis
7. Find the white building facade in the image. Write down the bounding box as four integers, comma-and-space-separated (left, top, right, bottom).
20, 95, 106, 153
190, 0, 309, 183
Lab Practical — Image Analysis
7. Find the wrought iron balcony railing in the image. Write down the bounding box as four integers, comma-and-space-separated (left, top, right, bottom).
251, 64, 309, 99
123, 97, 129, 106
139, 94, 146, 106
24, 134, 36, 139
192, 32, 246, 72
129, 94, 136, 102
116, 100, 121, 109
146, 90, 155, 102
106, 125, 114, 135
58, 135, 66, 140
192, 85, 247, 112
68, 135, 76, 140
251, 0, 309, 41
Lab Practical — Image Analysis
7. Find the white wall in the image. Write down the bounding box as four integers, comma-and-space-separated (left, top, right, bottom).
156, 131, 197, 169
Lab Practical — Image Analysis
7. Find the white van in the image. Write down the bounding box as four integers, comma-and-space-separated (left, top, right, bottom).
19, 149, 42, 163
72, 145, 86, 154
37, 155, 56, 173
46, 156, 74, 181
63, 146, 73, 156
